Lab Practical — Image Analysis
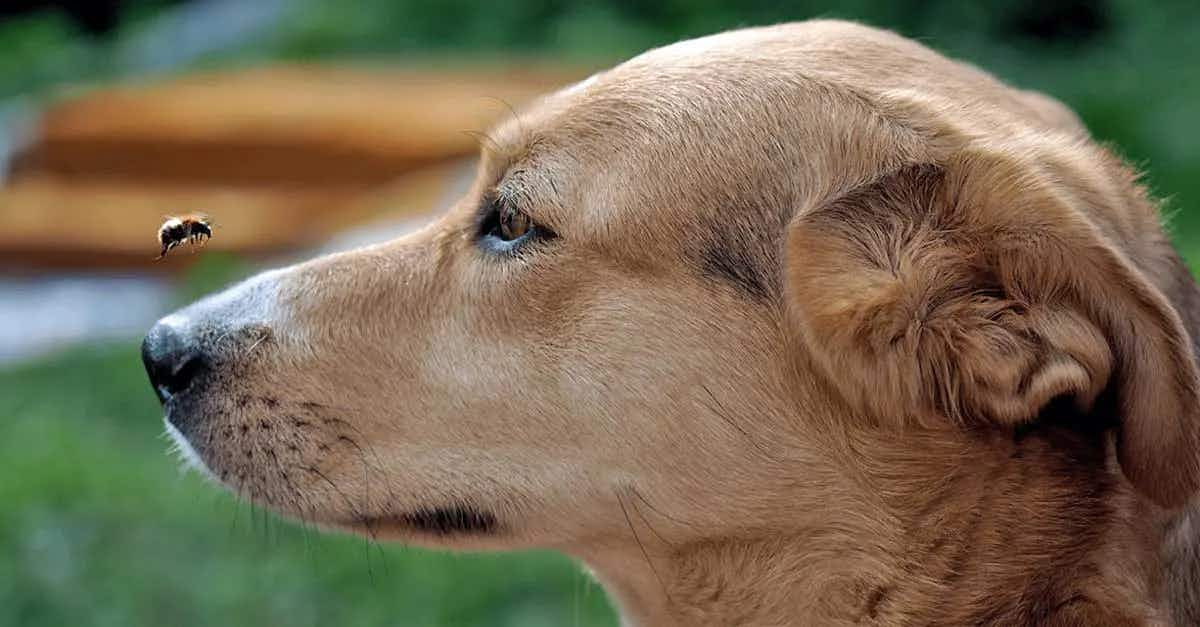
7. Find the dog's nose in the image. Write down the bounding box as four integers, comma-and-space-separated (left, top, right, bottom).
142, 320, 209, 404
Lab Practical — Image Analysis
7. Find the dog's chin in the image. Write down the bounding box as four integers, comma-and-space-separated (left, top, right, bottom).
163, 414, 506, 547
164, 416, 218, 481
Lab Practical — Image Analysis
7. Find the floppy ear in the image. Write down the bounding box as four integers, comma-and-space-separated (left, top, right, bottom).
786, 157, 1200, 508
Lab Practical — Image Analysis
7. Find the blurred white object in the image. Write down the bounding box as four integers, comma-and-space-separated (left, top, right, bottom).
0, 275, 171, 362
0, 98, 37, 185
117, 0, 289, 75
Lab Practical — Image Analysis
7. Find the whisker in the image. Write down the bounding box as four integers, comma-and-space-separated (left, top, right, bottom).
700, 384, 778, 460
482, 95, 526, 147
317, 412, 401, 514
627, 489, 675, 548
631, 487, 702, 531
356, 442, 391, 576
266, 446, 321, 562
212, 328, 235, 350
297, 460, 388, 581
228, 483, 242, 539
243, 331, 271, 359
462, 129, 501, 153
616, 487, 674, 609
299, 464, 362, 520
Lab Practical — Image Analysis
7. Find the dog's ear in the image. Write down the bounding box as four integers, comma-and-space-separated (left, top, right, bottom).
786, 155, 1200, 508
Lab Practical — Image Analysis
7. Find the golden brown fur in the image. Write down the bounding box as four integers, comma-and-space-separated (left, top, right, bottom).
147, 20, 1200, 625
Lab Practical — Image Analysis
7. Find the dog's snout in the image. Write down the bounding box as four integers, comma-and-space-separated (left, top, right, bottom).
142, 269, 281, 411
142, 319, 209, 404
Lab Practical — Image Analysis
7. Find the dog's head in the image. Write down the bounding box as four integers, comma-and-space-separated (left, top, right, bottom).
143, 20, 1200, 565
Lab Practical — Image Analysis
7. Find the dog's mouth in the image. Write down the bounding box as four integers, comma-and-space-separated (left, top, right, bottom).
347, 505, 500, 537
303, 504, 505, 545
164, 414, 502, 540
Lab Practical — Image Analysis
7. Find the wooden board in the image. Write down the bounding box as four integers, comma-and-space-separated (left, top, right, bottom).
0, 62, 586, 269
0, 161, 469, 270
11, 64, 583, 186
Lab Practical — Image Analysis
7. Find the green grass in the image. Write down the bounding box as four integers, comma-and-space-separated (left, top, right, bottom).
0, 343, 618, 627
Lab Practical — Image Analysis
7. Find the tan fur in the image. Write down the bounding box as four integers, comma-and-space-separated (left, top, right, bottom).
156, 20, 1200, 625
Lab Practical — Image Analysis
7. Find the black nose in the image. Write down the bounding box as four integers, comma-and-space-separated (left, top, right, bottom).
142, 321, 208, 404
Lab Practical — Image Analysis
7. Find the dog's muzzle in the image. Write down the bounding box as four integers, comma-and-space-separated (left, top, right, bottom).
141, 268, 284, 432
142, 318, 209, 405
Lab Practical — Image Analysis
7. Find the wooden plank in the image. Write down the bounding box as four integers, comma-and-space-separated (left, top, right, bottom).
0, 62, 585, 269
11, 64, 585, 186
0, 160, 466, 270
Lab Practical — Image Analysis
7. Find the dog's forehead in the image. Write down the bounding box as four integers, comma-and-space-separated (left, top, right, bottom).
493, 23, 888, 161
485, 38, 803, 230
491, 24, 834, 148
481, 19, 988, 240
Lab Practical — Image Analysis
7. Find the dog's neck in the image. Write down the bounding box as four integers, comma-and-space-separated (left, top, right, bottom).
582, 421, 1165, 626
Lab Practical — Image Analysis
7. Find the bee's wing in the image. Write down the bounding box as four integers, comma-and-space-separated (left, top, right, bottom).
182, 212, 216, 229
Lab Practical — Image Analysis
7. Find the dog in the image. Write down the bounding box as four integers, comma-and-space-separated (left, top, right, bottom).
142, 20, 1200, 626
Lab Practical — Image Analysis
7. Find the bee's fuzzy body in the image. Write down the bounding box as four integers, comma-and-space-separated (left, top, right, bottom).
157, 215, 213, 259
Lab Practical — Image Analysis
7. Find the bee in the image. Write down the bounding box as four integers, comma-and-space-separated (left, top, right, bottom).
156, 214, 214, 260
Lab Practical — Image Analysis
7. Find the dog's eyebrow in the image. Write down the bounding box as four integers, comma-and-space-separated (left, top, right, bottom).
492, 164, 565, 224
479, 126, 543, 173
495, 169, 532, 201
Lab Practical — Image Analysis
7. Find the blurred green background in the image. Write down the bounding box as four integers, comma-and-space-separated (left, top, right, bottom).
2, 1, 1198, 626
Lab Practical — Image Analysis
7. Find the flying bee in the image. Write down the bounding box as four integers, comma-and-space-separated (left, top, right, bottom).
156, 214, 214, 260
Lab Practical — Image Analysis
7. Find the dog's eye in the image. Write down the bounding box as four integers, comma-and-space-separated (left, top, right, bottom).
497, 203, 531, 241
481, 196, 546, 251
